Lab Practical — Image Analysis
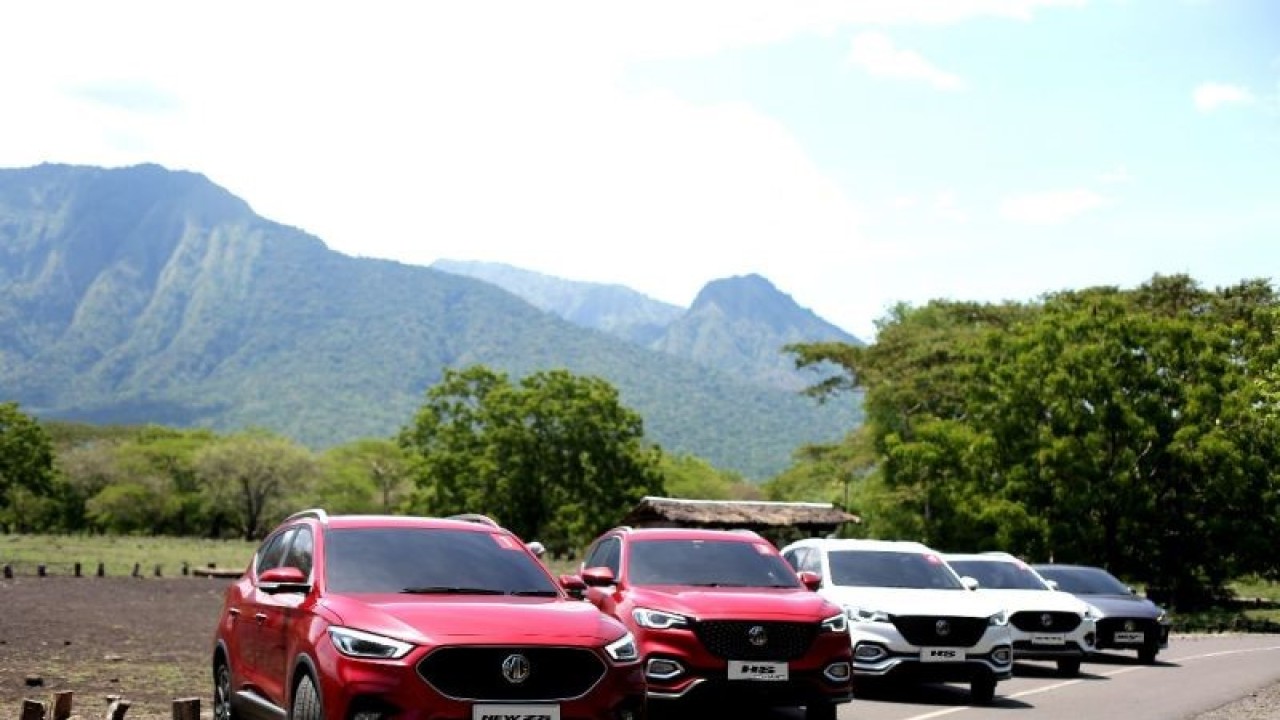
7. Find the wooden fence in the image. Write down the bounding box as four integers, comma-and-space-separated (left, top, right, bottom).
1, 562, 243, 579
15, 692, 200, 720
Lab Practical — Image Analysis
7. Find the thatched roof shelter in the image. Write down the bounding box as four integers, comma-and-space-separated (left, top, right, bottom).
619, 496, 860, 536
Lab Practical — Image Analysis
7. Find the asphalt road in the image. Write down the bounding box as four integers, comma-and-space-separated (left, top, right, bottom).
754, 634, 1280, 720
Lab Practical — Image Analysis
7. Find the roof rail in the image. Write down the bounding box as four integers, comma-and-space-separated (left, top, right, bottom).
285, 508, 329, 525
446, 513, 502, 528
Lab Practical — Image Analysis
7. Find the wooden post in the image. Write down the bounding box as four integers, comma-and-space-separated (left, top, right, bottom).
104, 695, 130, 720
3, 564, 11, 579
182, 561, 190, 577
37, 564, 46, 577
97, 562, 105, 577
53, 691, 74, 720
172, 697, 200, 720
74, 562, 82, 578
154, 564, 163, 577
21, 699, 46, 720
131, 563, 141, 578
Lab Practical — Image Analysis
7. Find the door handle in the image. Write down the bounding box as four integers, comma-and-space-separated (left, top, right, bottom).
228, 608, 241, 617
255, 613, 267, 626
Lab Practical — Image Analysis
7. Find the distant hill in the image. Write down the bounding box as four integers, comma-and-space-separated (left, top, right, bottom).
0, 163, 860, 478
433, 262, 862, 391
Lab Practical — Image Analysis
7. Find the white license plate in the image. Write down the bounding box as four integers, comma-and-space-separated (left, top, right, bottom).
472, 704, 560, 720
1031, 633, 1066, 645
1114, 631, 1145, 643
919, 647, 963, 662
728, 660, 789, 681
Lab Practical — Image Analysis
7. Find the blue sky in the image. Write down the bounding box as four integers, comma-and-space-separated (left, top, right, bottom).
1, 0, 1276, 339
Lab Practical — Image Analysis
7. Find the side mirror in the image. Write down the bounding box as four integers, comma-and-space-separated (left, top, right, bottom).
559, 574, 587, 599
259, 566, 310, 594
581, 566, 616, 588
527, 541, 547, 559
797, 571, 823, 591
960, 576, 980, 591
1127, 586, 1138, 596
1045, 579, 1060, 591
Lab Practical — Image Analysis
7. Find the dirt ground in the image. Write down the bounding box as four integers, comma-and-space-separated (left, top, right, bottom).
0, 576, 235, 720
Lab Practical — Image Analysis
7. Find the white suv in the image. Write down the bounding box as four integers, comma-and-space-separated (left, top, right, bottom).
944, 552, 1096, 677
780, 539, 1013, 705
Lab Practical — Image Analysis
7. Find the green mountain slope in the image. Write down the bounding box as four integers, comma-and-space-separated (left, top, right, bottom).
0, 164, 859, 478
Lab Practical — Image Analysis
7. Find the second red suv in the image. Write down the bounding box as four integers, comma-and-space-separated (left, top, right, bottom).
212, 510, 646, 720
572, 527, 853, 720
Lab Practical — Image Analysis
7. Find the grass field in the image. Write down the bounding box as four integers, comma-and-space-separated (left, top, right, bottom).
0, 533, 257, 578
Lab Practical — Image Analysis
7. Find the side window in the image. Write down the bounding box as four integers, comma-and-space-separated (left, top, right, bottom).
255, 528, 297, 576
801, 549, 823, 574
782, 548, 803, 571
283, 527, 314, 578
600, 538, 622, 576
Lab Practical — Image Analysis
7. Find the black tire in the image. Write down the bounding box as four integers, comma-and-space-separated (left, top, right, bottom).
1138, 645, 1159, 664
1057, 658, 1082, 677
213, 659, 238, 720
970, 676, 997, 706
805, 702, 838, 720
291, 674, 323, 720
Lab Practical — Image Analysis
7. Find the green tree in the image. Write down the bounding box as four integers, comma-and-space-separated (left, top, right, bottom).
0, 402, 56, 531
401, 365, 665, 553
317, 439, 412, 513
195, 431, 316, 541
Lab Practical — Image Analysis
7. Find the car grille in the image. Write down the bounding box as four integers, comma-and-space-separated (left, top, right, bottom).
417, 646, 606, 701
891, 615, 989, 647
691, 620, 819, 661
1097, 617, 1158, 643
1010, 611, 1082, 633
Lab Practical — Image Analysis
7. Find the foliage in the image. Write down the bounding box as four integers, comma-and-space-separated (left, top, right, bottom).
786, 275, 1280, 608
0, 402, 56, 531
315, 439, 413, 514
400, 365, 665, 552
194, 430, 317, 541
659, 453, 758, 500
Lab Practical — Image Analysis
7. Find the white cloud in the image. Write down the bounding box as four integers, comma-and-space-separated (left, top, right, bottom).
1000, 189, 1109, 224
847, 32, 966, 91
934, 190, 969, 223
1193, 83, 1257, 112
1098, 165, 1133, 184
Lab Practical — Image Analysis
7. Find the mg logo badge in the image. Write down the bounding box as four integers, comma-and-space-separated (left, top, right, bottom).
501, 653, 531, 684
1124, 620, 1136, 632
748, 625, 768, 647
1040, 613, 1054, 628
935, 619, 951, 637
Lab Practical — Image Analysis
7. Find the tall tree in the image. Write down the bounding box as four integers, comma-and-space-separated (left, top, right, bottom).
195, 431, 316, 541
401, 365, 665, 552
0, 402, 56, 531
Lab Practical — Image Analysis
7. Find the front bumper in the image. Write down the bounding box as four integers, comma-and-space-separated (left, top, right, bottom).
848, 623, 1013, 683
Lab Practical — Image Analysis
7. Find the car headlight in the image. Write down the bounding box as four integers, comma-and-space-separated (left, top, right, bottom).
328, 627, 413, 660
1156, 609, 1169, 624
846, 606, 891, 624
988, 610, 1009, 627
632, 608, 691, 630
821, 612, 848, 633
605, 632, 639, 663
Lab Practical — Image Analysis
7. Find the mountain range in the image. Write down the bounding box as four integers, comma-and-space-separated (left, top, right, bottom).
0, 163, 861, 479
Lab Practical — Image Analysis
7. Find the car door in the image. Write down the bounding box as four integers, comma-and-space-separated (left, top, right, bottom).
254, 526, 312, 710
243, 527, 296, 703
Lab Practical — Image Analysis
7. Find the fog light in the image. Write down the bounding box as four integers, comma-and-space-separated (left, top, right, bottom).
992, 646, 1012, 665
646, 658, 684, 680
1084, 632, 1096, 648
854, 643, 888, 662
824, 662, 851, 682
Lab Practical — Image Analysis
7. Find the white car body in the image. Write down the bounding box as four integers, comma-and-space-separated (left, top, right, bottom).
780, 538, 1013, 705
944, 553, 1097, 677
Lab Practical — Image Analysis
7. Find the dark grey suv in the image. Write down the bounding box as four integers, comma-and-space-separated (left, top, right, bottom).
1032, 564, 1171, 664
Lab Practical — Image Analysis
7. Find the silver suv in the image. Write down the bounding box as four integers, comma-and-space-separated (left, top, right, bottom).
781, 539, 1013, 705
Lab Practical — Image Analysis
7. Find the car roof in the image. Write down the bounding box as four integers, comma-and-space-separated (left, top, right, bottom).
615, 527, 766, 543
786, 538, 937, 554
944, 552, 1021, 563
321, 514, 509, 533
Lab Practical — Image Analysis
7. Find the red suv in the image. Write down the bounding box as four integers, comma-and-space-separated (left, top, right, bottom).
572, 527, 853, 720
212, 510, 647, 720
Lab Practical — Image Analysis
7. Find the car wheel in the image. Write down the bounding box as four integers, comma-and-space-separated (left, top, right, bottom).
970, 676, 997, 706
213, 659, 238, 720
290, 674, 323, 720
805, 702, 837, 720
1138, 644, 1159, 664
1057, 658, 1082, 677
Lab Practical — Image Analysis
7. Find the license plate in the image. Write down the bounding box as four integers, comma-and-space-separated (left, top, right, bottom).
1114, 631, 1145, 644
1031, 634, 1066, 645
728, 660, 789, 681
919, 647, 963, 662
472, 704, 560, 720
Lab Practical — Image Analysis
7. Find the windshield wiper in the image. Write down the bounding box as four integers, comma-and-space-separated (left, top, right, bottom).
509, 589, 559, 597
686, 582, 752, 587
400, 586, 505, 595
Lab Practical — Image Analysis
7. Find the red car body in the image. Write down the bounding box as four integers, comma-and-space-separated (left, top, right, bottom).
212, 510, 646, 720
574, 527, 853, 720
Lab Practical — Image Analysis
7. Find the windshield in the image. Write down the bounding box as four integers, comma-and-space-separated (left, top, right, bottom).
1035, 565, 1131, 595
949, 559, 1049, 590
627, 539, 802, 588
324, 527, 560, 595
828, 550, 964, 590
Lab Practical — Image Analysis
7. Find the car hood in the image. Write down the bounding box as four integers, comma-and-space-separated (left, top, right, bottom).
320, 594, 628, 646
819, 586, 1004, 618
627, 586, 840, 621
1071, 593, 1167, 621
975, 588, 1089, 614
